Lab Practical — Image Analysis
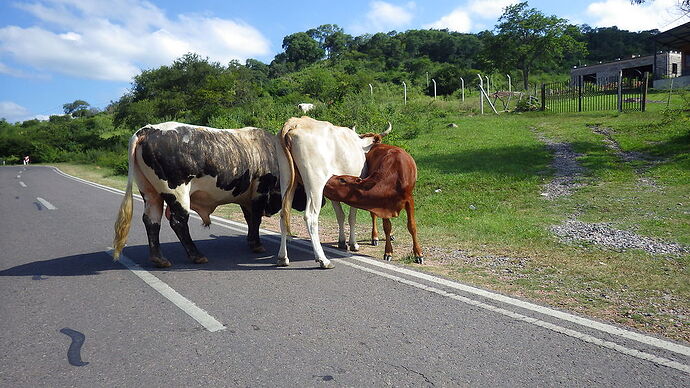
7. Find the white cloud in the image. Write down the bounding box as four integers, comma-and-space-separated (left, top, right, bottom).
468, 0, 519, 19
425, 9, 472, 32
425, 0, 519, 33
351, 1, 416, 34
0, 101, 31, 122
0, 0, 272, 82
587, 0, 690, 31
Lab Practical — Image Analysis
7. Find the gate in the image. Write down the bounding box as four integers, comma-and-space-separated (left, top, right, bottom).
542, 72, 648, 113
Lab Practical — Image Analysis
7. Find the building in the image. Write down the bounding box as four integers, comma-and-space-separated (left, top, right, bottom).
651, 21, 690, 89
570, 21, 690, 89
570, 52, 680, 85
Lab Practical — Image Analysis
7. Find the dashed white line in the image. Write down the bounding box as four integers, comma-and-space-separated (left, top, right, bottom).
19, 181, 27, 187
105, 249, 226, 333
36, 197, 57, 210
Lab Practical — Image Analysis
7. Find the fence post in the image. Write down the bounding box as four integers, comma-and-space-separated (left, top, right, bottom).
578, 75, 583, 112
478, 74, 484, 114
617, 70, 623, 112
402, 81, 407, 105
642, 72, 648, 112
541, 83, 546, 111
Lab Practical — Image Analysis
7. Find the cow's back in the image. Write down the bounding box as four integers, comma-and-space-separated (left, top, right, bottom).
284, 116, 367, 178
135, 122, 279, 203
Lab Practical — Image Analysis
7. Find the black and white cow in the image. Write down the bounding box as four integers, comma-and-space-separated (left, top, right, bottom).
113, 122, 286, 268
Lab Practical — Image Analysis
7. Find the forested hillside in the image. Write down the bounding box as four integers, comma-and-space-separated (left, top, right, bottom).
0, 2, 661, 168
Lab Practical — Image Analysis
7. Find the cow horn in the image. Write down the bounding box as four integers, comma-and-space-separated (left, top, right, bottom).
381, 122, 392, 136
352, 125, 357, 132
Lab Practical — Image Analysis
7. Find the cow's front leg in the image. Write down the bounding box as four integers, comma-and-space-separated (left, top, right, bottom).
371, 213, 379, 246
347, 206, 359, 251
331, 201, 348, 250
241, 203, 265, 253
162, 194, 207, 264
383, 218, 394, 261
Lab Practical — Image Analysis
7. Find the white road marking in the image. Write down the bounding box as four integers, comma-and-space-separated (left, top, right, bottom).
335, 258, 690, 374
52, 166, 690, 372
36, 197, 57, 210
347, 255, 690, 358
17, 175, 21, 178
105, 249, 226, 333
19, 181, 27, 187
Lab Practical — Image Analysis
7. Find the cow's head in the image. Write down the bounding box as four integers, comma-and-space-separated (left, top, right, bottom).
324, 174, 375, 203
358, 122, 391, 152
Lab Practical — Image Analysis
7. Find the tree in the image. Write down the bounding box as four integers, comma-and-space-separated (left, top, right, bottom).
631, 0, 690, 13
486, 2, 586, 89
281, 32, 325, 69
63, 100, 90, 116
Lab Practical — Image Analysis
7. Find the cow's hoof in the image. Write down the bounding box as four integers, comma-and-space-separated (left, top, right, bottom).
337, 241, 347, 250
371, 239, 379, 246
276, 257, 290, 267
193, 256, 208, 264
151, 258, 172, 268
383, 254, 392, 261
319, 260, 335, 269
414, 256, 424, 265
251, 245, 266, 254
349, 243, 360, 252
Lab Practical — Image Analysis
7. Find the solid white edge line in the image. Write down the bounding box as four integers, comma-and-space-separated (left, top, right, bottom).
105, 249, 225, 333
52, 166, 690, 364
345, 255, 690, 358
335, 258, 690, 374
36, 197, 57, 210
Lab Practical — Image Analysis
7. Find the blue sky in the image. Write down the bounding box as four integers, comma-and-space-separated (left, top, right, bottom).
1, 0, 688, 122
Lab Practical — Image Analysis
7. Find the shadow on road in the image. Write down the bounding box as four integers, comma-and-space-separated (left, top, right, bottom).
0, 235, 329, 278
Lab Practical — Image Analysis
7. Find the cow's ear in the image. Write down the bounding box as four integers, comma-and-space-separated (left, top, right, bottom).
355, 177, 363, 183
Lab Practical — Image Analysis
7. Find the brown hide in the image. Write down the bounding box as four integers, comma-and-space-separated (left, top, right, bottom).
324, 143, 417, 219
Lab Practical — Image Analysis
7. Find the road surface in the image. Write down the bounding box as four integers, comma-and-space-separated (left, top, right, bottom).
1, 165, 688, 386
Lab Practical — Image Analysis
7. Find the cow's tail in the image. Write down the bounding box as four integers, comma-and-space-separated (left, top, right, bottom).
279, 121, 298, 236
112, 133, 139, 260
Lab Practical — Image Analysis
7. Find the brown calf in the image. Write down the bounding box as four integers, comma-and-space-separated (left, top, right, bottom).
324, 143, 423, 264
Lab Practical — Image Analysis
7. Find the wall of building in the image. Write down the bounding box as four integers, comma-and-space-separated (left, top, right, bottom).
653, 75, 690, 89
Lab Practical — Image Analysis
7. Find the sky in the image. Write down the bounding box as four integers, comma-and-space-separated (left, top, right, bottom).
1, 0, 689, 122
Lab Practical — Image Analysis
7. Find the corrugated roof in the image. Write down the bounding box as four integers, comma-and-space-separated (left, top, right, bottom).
653, 21, 690, 49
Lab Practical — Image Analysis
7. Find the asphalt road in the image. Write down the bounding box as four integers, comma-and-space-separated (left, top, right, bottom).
1, 165, 689, 387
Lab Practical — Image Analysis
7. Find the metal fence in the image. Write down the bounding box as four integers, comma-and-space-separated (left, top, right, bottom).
542, 72, 649, 113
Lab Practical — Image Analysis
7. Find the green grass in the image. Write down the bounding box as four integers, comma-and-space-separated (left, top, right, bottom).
53, 89, 690, 343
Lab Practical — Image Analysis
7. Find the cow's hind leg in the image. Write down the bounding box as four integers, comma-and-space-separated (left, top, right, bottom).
161, 193, 208, 264
142, 192, 170, 268
383, 218, 393, 261
405, 199, 424, 264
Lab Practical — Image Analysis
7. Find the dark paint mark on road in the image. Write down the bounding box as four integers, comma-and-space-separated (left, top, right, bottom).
60, 328, 89, 367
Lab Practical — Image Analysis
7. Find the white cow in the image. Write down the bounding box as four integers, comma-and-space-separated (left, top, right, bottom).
275, 116, 391, 269
297, 103, 315, 113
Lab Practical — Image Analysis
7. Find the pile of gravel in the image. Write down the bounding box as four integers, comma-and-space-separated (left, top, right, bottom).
550, 220, 689, 256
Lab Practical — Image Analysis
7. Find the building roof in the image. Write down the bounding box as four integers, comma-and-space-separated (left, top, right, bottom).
653, 21, 690, 50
